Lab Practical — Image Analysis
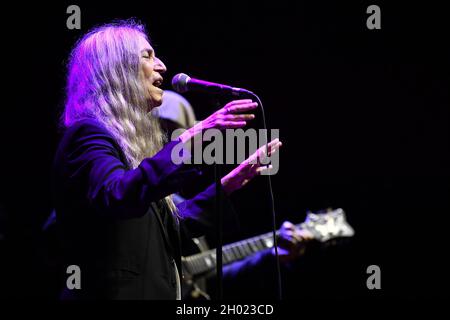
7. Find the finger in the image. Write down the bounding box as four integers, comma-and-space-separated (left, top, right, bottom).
285, 235, 299, 246
219, 100, 254, 114
267, 142, 282, 156
282, 221, 296, 230
282, 230, 296, 237
248, 148, 264, 165
220, 121, 247, 128
298, 229, 315, 241
267, 139, 281, 151
255, 139, 281, 163
264, 140, 282, 157
224, 114, 255, 121
227, 102, 258, 114
292, 233, 304, 243
247, 139, 281, 165
260, 139, 280, 153
278, 235, 295, 246
226, 99, 253, 106
284, 231, 303, 245
256, 165, 272, 175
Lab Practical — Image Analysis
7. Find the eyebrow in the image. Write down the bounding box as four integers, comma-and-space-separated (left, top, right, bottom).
141, 48, 154, 55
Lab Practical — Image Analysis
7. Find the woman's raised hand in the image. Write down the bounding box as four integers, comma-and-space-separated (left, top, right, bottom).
179, 99, 257, 143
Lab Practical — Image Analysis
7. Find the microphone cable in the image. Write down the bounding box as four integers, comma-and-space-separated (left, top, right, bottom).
171, 73, 283, 299
244, 90, 283, 301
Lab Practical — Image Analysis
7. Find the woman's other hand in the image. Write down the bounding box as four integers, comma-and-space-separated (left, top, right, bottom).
221, 138, 282, 195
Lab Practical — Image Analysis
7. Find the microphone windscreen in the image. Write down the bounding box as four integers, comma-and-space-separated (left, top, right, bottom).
171, 73, 190, 93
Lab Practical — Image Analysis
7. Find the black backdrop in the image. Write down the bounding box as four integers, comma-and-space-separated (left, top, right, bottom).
1, 0, 448, 299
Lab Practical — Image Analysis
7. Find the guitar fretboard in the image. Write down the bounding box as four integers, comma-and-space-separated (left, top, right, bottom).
182, 223, 303, 277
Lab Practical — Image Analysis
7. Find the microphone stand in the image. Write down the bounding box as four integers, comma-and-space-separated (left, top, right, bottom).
214, 161, 223, 300
212, 97, 223, 300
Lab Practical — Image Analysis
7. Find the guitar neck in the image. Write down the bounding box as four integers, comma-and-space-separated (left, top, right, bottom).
182, 223, 304, 277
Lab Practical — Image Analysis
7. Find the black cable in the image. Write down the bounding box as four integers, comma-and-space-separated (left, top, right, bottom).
246, 91, 282, 301
213, 90, 282, 300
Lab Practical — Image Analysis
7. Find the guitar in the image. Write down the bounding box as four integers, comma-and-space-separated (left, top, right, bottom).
181, 208, 354, 298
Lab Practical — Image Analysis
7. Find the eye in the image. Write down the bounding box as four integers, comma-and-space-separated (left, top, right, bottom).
142, 50, 154, 60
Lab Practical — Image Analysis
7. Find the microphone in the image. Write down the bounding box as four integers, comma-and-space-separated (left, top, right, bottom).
171, 73, 252, 96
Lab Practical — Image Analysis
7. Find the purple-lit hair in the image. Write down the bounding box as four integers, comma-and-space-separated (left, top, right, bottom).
63, 20, 176, 213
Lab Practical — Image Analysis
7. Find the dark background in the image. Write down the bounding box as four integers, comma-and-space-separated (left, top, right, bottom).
1, 0, 448, 299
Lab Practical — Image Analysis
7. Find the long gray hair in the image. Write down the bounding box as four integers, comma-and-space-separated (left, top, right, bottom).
63, 20, 177, 214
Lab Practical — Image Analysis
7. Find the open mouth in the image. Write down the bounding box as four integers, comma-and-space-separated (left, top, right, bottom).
153, 79, 163, 88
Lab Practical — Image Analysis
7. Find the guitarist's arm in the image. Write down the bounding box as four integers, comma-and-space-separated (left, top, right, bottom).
206, 221, 314, 298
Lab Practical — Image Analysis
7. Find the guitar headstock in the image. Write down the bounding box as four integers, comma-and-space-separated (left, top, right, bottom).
301, 208, 355, 242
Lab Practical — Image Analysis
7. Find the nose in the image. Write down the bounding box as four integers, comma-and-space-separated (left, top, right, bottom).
154, 57, 167, 73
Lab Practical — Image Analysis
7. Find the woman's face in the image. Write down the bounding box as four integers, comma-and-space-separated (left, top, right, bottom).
138, 36, 167, 111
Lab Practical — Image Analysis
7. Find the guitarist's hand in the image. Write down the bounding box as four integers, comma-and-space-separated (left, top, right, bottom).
273, 221, 314, 263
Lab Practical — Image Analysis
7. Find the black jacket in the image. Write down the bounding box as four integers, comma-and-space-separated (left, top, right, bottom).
53, 119, 224, 299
